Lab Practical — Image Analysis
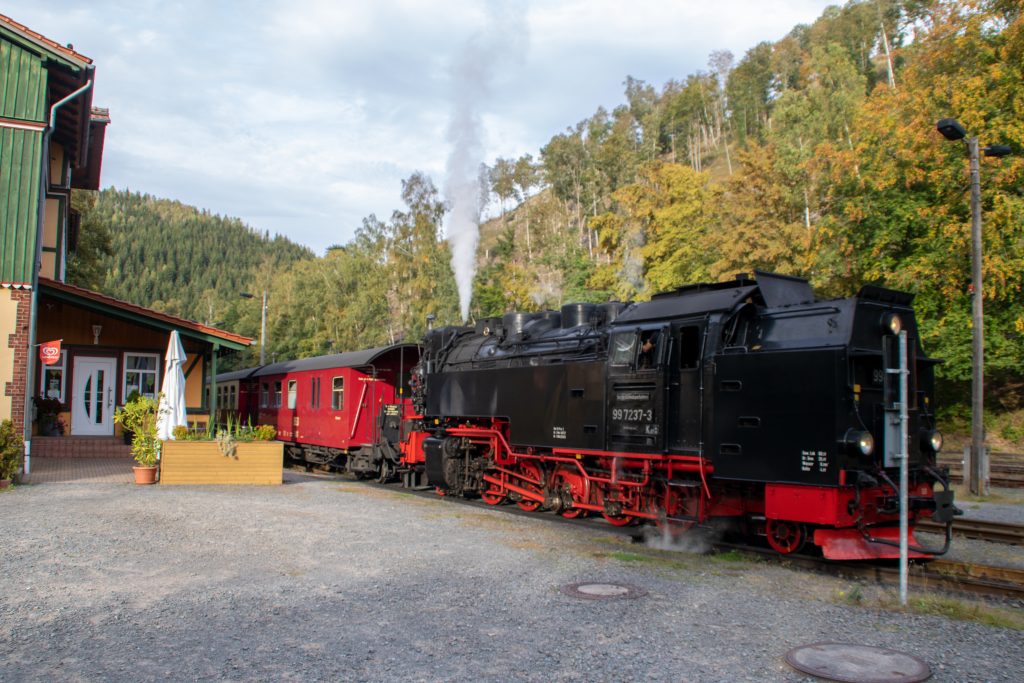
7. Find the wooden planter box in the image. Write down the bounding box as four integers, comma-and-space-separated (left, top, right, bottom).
160, 441, 283, 485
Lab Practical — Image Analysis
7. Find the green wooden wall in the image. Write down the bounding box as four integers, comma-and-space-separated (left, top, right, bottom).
0, 34, 48, 284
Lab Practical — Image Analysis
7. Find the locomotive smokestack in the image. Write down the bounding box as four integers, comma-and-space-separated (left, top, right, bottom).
443, 3, 528, 323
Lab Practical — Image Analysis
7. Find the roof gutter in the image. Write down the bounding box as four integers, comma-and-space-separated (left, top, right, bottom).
22, 74, 94, 480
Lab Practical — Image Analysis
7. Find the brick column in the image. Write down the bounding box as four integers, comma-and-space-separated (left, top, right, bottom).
5, 289, 32, 435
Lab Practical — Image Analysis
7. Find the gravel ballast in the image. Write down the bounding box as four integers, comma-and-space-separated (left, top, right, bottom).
1, 475, 1022, 682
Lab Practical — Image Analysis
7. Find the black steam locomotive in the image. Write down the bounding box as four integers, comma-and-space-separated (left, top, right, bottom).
409, 271, 955, 560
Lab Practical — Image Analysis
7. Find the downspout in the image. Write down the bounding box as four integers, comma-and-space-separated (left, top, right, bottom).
22, 76, 94, 479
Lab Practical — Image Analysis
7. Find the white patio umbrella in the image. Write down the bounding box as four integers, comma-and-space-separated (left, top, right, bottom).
156, 331, 188, 440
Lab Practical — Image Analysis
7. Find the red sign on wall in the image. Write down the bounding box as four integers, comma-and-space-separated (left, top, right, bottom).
39, 340, 62, 365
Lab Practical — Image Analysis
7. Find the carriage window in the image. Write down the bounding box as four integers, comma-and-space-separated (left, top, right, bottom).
679, 326, 701, 370
311, 377, 320, 409
261, 383, 269, 408
229, 385, 237, 409
638, 330, 661, 369
287, 380, 297, 409
332, 377, 344, 410
274, 381, 282, 408
610, 332, 636, 366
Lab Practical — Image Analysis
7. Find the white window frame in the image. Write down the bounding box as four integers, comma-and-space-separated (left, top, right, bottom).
261, 383, 270, 408
39, 351, 67, 402
331, 376, 344, 410
122, 352, 160, 401
287, 380, 297, 409
274, 381, 282, 408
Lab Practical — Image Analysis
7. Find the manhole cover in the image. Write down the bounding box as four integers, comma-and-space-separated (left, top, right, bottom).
561, 582, 647, 600
785, 643, 931, 683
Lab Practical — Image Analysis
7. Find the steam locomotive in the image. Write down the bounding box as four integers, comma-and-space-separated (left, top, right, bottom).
219, 271, 956, 560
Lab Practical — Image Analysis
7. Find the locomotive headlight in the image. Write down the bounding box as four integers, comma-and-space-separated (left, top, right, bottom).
881, 312, 902, 336
844, 429, 875, 456
921, 429, 943, 453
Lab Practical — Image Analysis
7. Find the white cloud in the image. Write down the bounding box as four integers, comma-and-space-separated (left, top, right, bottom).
5, 0, 836, 254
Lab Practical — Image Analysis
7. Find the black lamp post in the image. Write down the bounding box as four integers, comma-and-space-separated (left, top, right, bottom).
936, 118, 1012, 496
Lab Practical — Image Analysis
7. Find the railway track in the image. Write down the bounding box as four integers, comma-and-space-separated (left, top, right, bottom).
916, 517, 1024, 545
715, 543, 1024, 602
287, 467, 1024, 601
940, 451, 1024, 488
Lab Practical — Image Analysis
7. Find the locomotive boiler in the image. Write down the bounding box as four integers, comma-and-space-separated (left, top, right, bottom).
408, 271, 956, 560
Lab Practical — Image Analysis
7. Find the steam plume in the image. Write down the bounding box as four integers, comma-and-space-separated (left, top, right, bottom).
444, 2, 528, 322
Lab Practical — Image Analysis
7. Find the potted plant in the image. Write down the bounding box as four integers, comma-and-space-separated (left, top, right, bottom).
114, 394, 162, 485
34, 397, 65, 436
0, 419, 22, 488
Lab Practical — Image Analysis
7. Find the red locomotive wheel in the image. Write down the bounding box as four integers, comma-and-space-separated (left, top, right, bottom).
480, 480, 507, 506
514, 462, 544, 512
765, 519, 806, 555
552, 468, 590, 519
653, 485, 697, 538
602, 512, 635, 526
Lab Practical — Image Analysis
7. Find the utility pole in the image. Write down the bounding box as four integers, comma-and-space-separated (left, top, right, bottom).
967, 136, 986, 496
259, 289, 267, 366
240, 290, 269, 365
936, 118, 1012, 496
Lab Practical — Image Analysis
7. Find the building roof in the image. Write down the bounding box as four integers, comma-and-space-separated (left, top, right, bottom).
253, 344, 420, 377
0, 13, 92, 67
39, 278, 254, 351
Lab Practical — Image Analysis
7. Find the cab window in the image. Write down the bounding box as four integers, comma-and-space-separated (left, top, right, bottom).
678, 326, 701, 369
609, 332, 636, 366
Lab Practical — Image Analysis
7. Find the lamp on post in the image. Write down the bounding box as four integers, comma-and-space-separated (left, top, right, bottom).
936, 118, 1012, 496
239, 290, 268, 365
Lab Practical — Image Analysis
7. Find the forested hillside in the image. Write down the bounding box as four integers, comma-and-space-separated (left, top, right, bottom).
75, 0, 1023, 418
70, 188, 313, 324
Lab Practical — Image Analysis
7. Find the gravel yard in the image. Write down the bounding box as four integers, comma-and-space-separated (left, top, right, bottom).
1, 475, 1022, 682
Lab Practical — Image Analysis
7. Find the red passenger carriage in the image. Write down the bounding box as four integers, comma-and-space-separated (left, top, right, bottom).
224, 344, 419, 475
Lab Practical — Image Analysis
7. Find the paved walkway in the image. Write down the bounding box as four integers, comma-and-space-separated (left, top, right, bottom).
27, 457, 133, 484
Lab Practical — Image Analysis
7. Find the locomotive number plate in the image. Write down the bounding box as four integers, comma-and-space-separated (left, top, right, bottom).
612, 408, 653, 422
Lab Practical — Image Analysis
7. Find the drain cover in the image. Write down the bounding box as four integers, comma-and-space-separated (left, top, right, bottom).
561, 582, 647, 600
785, 643, 931, 683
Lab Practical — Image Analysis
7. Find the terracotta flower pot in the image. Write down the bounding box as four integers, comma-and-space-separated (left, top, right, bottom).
132, 465, 158, 485
0, 478, 11, 489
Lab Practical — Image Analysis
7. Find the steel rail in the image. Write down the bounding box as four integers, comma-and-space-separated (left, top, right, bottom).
916, 518, 1024, 546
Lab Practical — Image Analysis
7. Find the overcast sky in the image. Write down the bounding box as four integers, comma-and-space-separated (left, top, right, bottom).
9, 1, 836, 255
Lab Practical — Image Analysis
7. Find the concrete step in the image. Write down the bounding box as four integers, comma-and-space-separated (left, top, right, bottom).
32, 436, 133, 459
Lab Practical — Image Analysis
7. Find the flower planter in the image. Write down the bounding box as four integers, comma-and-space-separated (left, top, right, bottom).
159, 441, 283, 485
132, 466, 158, 485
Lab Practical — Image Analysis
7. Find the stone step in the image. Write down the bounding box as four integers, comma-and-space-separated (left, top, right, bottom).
31, 436, 133, 459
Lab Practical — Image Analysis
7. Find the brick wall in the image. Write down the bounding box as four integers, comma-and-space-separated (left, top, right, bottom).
4, 289, 32, 435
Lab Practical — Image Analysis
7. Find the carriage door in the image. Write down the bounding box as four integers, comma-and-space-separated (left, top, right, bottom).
71, 357, 116, 436
667, 323, 703, 452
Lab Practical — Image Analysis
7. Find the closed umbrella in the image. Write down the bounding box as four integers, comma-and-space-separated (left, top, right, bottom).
156, 331, 188, 440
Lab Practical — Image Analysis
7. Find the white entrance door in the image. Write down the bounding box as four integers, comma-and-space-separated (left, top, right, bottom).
71, 357, 116, 436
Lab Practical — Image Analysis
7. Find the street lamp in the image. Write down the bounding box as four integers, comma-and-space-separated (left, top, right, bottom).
240, 290, 268, 365
936, 118, 1012, 496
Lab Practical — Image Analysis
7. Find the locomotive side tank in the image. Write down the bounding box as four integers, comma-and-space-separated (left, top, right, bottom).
411, 271, 955, 560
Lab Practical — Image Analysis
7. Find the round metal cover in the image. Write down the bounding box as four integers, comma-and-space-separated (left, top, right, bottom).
561, 582, 647, 600
785, 643, 931, 683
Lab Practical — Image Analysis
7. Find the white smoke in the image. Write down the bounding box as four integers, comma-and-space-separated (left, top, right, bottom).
444, 2, 528, 322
